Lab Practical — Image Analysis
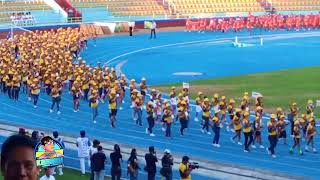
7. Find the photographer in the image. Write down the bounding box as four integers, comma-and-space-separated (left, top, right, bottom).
144, 146, 158, 180
179, 156, 196, 180
160, 149, 173, 180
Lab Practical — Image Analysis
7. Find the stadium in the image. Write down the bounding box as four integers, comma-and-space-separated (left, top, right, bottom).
0, 0, 319, 180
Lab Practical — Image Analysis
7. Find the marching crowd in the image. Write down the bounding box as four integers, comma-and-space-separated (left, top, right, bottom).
186, 13, 320, 32
0, 25, 318, 164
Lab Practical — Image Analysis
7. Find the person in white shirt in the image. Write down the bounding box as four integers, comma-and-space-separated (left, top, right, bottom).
150, 21, 157, 39
40, 168, 55, 180
76, 130, 91, 175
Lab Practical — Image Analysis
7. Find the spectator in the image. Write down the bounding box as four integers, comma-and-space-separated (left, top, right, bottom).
144, 146, 158, 180
31, 130, 40, 143
76, 130, 91, 175
110, 144, 122, 180
18, 127, 27, 136
40, 168, 55, 180
52, 131, 65, 175
160, 149, 173, 180
1, 135, 40, 180
150, 21, 157, 39
127, 148, 139, 180
179, 156, 193, 180
90, 139, 101, 180
91, 145, 106, 180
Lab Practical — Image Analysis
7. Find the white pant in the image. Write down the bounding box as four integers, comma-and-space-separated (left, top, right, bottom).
79, 157, 90, 174
94, 170, 105, 180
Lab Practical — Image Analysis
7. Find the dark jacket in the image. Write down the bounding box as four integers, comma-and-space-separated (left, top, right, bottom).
144, 153, 158, 173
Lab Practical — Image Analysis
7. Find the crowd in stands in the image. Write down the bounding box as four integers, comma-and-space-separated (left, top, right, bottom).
186, 13, 320, 32
10, 12, 36, 26
0, 18, 318, 180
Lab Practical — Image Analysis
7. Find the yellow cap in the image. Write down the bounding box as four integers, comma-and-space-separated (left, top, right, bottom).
301, 114, 306, 118
292, 102, 297, 106
229, 99, 235, 103
171, 86, 176, 90
235, 108, 241, 113
181, 101, 186, 105
276, 107, 282, 112
137, 93, 142, 97
244, 92, 249, 96
280, 115, 285, 119
270, 114, 276, 119
213, 93, 219, 98
243, 111, 250, 117
308, 100, 313, 104
221, 96, 226, 100
151, 88, 156, 92
294, 121, 300, 125
204, 98, 209, 102
212, 117, 218, 122
198, 92, 203, 96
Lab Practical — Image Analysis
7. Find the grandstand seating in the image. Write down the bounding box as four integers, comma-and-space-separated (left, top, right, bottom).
0, 0, 51, 23
269, 0, 320, 11
171, 0, 265, 15
70, 0, 170, 17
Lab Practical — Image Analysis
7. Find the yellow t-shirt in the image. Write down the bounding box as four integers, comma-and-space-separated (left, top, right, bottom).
179, 163, 191, 180
243, 118, 252, 133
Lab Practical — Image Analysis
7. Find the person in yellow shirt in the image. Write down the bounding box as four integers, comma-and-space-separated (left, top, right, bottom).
305, 118, 317, 153
179, 156, 193, 180
178, 101, 188, 136
306, 99, 315, 117
71, 81, 82, 112
194, 92, 203, 122
131, 89, 138, 115
135, 93, 143, 126
290, 121, 303, 155
108, 90, 117, 128
11, 73, 21, 101
30, 78, 41, 108
227, 99, 235, 132
212, 116, 221, 148
211, 93, 219, 112
82, 77, 90, 101
201, 98, 211, 135
139, 77, 147, 103
89, 90, 99, 124
242, 111, 253, 152
253, 116, 264, 149
275, 107, 283, 121
219, 96, 227, 126
163, 103, 173, 138
267, 114, 278, 158
49, 82, 62, 114
146, 101, 155, 137
299, 114, 308, 137
231, 109, 242, 145
289, 102, 299, 136
277, 115, 287, 145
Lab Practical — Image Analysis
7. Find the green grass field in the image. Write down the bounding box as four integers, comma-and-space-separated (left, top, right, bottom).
154, 66, 320, 116
0, 168, 110, 180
